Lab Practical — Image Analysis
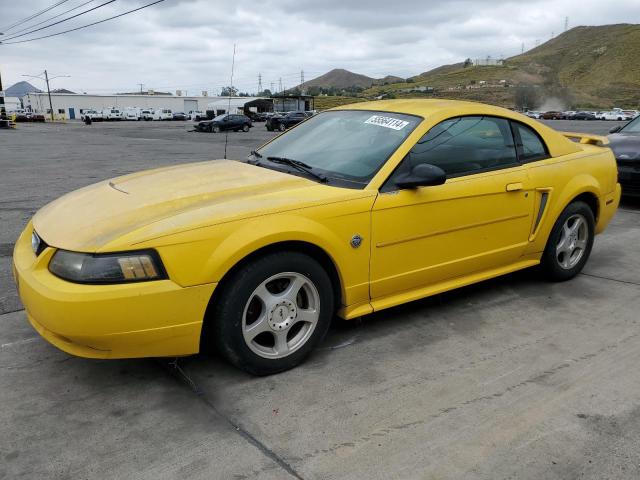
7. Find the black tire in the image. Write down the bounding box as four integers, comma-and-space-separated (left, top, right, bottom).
266, 125, 273, 131
212, 125, 220, 133
242, 124, 250, 132
206, 252, 335, 375
540, 201, 595, 281
278, 123, 286, 132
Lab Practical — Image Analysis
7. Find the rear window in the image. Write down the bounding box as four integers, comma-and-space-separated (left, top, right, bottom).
512, 122, 548, 162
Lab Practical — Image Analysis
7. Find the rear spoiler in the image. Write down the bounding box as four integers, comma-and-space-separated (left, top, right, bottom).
560, 132, 610, 147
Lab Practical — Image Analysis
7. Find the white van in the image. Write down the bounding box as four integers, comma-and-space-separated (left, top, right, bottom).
102, 108, 123, 121
153, 108, 173, 120
123, 107, 141, 121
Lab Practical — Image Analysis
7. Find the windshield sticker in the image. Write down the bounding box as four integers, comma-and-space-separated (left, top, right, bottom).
364, 115, 410, 130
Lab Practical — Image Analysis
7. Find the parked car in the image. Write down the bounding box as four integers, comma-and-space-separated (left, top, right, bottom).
172, 111, 187, 121
526, 111, 542, 119
570, 111, 596, 120
247, 111, 268, 122
608, 115, 640, 197
81, 110, 103, 121
14, 100, 620, 375
195, 114, 252, 132
153, 109, 173, 121
266, 111, 308, 131
188, 110, 205, 121
600, 110, 627, 121
541, 111, 565, 120
102, 108, 123, 121
14, 112, 45, 122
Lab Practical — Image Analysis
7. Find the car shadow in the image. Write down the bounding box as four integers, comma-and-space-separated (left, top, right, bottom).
183, 266, 543, 382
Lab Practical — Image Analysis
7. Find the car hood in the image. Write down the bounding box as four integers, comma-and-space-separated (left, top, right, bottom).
33, 160, 370, 252
608, 133, 640, 160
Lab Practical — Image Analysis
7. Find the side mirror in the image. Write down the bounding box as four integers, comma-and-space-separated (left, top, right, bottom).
609, 125, 622, 134
395, 163, 446, 189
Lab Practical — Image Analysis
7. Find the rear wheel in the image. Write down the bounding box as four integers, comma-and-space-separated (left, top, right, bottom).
540, 201, 595, 281
242, 124, 250, 132
278, 123, 286, 132
207, 252, 334, 375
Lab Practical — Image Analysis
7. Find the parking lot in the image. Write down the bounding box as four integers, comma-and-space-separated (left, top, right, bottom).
1, 119, 640, 479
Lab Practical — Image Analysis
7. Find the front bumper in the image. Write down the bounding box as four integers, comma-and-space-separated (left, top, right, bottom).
618, 165, 640, 197
13, 224, 216, 359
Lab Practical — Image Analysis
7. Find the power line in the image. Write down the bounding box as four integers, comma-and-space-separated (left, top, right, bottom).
0, 0, 166, 45
2, 0, 116, 42
6, 0, 97, 37
0, 0, 71, 33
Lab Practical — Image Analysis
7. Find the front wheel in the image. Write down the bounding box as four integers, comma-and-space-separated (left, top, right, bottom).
540, 201, 595, 281
242, 124, 250, 132
212, 125, 220, 133
207, 252, 334, 375
278, 123, 286, 132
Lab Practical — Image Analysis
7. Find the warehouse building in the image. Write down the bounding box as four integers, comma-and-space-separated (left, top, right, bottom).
22, 93, 272, 120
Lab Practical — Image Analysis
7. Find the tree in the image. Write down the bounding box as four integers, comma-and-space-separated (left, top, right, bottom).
463, 58, 473, 68
514, 85, 541, 110
220, 86, 238, 96
257, 89, 272, 97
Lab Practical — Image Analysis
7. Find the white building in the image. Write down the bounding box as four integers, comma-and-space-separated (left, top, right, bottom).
22, 93, 269, 120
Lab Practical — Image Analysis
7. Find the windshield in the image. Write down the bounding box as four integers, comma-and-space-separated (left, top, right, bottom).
256, 110, 421, 187
621, 115, 640, 133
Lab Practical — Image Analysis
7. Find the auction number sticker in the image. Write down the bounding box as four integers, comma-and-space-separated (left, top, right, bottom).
364, 115, 409, 130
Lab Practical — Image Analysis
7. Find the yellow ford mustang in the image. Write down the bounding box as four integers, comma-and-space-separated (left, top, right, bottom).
13, 100, 620, 375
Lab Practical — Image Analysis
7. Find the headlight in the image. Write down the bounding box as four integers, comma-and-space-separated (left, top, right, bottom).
49, 249, 167, 284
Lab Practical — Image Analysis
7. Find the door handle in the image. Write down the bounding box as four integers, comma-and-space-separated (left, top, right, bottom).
506, 182, 523, 192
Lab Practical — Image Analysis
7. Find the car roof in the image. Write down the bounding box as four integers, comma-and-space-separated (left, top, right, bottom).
332, 99, 581, 157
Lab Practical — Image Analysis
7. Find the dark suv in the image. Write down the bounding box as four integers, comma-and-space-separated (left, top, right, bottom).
609, 116, 640, 197
195, 114, 252, 133
266, 111, 308, 132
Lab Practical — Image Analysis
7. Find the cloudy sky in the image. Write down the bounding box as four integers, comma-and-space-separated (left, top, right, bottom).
1, 0, 639, 95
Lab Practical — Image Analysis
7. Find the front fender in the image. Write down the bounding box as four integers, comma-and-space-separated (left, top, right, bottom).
155, 203, 373, 308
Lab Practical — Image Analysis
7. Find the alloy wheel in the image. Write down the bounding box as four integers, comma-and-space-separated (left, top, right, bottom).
242, 272, 320, 359
555, 213, 588, 270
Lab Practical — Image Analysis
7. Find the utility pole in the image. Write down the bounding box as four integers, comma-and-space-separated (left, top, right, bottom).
564, 16, 569, 32
300, 70, 305, 94
258, 73, 262, 94
279, 77, 283, 95
521, 42, 524, 54
44, 69, 54, 122
138, 83, 144, 94
0, 68, 6, 120
270, 82, 275, 94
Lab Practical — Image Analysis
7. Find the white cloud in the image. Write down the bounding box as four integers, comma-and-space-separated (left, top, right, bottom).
1, 0, 639, 94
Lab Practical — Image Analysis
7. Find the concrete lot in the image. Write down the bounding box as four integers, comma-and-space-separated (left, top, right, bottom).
1, 119, 639, 479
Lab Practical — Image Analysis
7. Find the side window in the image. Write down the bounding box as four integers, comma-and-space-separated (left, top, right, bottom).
512, 122, 548, 162
391, 116, 518, 184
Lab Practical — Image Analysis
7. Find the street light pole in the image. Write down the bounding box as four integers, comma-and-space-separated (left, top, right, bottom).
44, 69, 54, 122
